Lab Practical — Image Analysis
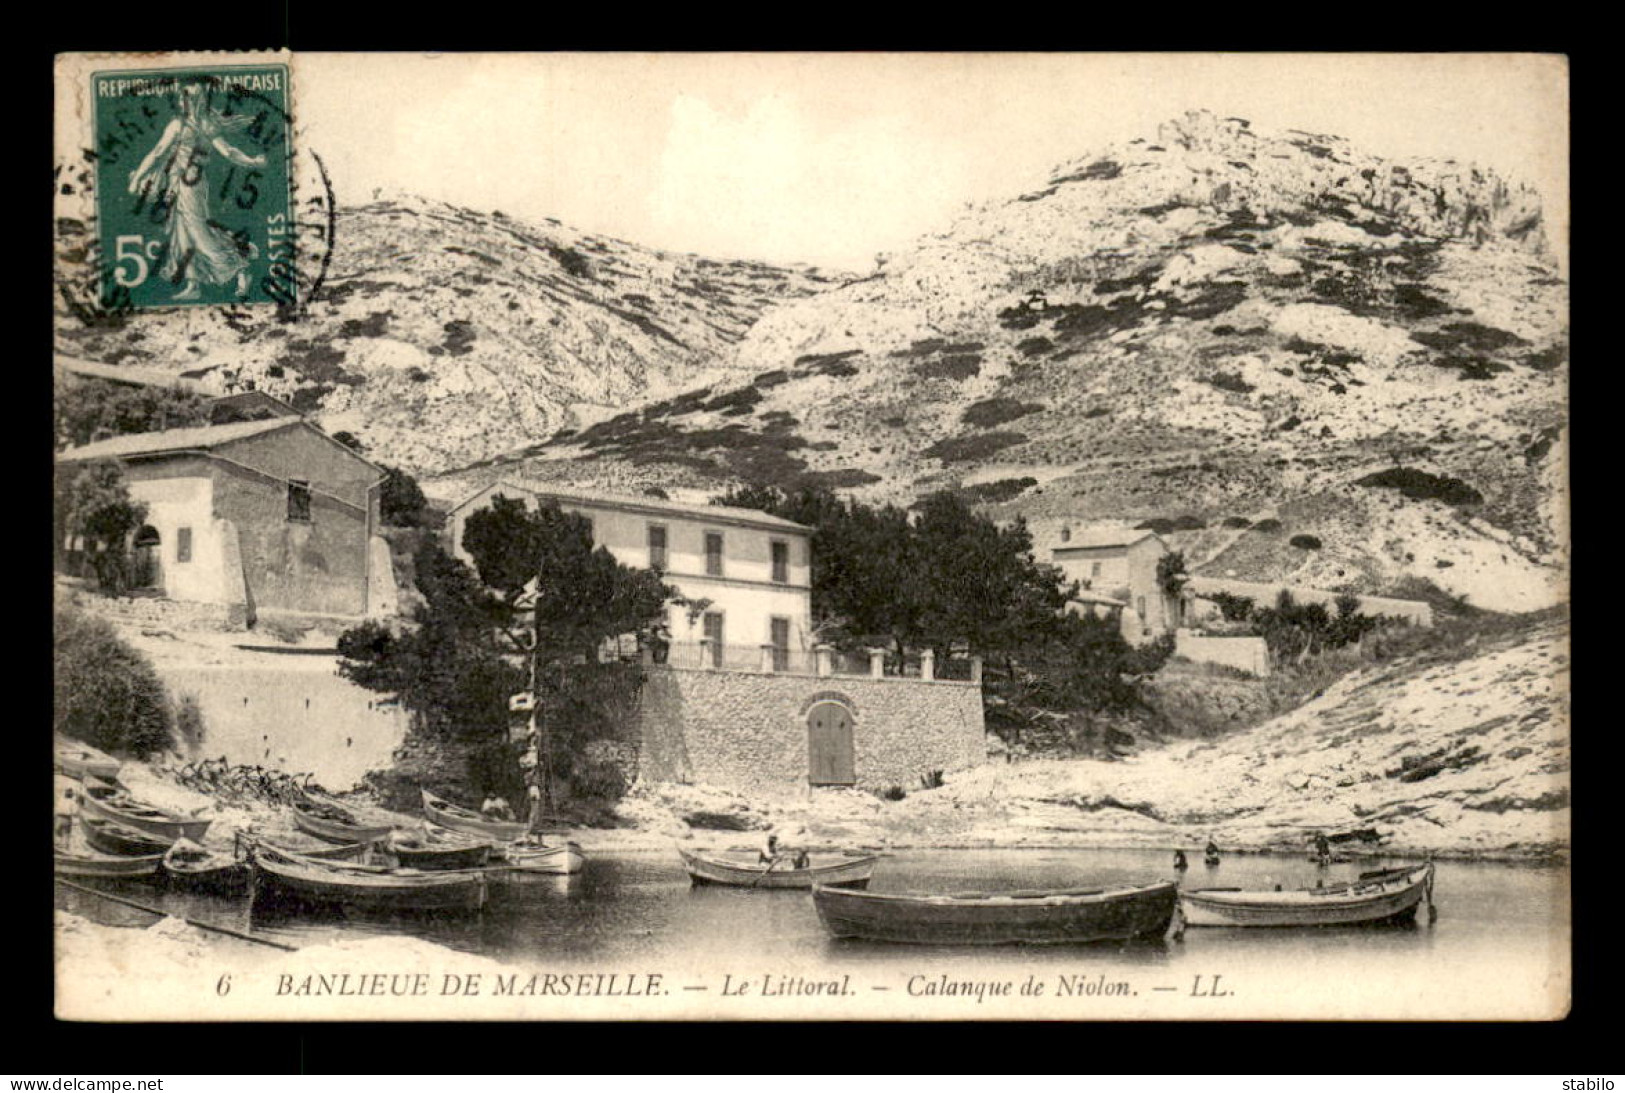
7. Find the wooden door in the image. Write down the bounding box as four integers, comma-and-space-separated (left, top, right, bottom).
807, 703, 855, 786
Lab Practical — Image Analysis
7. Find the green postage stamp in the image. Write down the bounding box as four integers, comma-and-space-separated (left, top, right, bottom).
91, 64, 293, 310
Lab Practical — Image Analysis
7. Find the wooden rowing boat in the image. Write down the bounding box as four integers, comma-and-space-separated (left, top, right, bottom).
54, 735, 121, 781
55, 845, 163, 879
162, 838, 251, 895
81, 815, 174, 857
680, 847, 874, 890
812, 881, 1179, 945
248, 843, 488, 912
387, 827, 493, 871
80, 777, 211, 842
1179, 863, 1434, 928
421, 789, 528, 843
501, 839, 587, 876
291, 795, 395, 845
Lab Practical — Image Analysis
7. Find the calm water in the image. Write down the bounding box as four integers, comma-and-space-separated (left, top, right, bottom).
56, 848, 1570, 1018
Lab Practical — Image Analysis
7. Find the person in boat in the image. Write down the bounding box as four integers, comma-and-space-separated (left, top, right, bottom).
791, 848, 811, 870
758, 832, 780, 865
482, 794, 515, 822
55, 785, 78, 847
1313, 832, 1332, 864
1204, 838, 1221, 864
1173, 849, 1189, 871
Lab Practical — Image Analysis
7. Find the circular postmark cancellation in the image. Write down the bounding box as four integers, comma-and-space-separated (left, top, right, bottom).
61, 63, 336, 323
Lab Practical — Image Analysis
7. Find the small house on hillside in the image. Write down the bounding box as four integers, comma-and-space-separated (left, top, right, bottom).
447, 481, 816, 668
1052, 525, 1181, 643
56, 418, 393, 624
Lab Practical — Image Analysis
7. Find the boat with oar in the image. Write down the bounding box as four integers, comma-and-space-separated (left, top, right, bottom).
80, 777, 211, 842
680, 847, 876, 890
54, 735, 121, 781
81, 815, 174, 857
291, 793, 396, 845
420, 789, 529, 843
55, 845, 163, 879
812, 880, 1179, 945
247, 842, 489, 913
386, 826, 493, 871
162, 838, 251, 895
1179, 862, 1436, 928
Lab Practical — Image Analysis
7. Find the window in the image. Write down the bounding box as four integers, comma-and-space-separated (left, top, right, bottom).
287, 479, 312, 522
770, 540, 789, 584
648, 525, 668, 569
704, 531, 724, 576
1060, 527, 1071, 543
176, 527, 192, 564
770, 616, 791, 672
703, 611, 724, 667
1137, 595, 1147, 620
1091, 561, 1103, 579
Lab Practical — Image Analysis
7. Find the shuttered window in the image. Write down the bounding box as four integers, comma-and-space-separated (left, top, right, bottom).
771, 540, 789, 584
648, 525, 668, 569
705, 532, 724, 576
176, 527, 192, 563
287, 480, 312, 522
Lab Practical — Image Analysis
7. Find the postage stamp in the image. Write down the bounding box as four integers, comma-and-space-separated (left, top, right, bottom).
90, 63, 294, 311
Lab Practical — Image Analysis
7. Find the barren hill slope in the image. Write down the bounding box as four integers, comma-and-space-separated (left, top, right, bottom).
458, 111, 1567, 611
53, 193, 841, 472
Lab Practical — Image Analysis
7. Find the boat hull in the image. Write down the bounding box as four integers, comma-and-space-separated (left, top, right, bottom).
390, 840, 493, 872
81, 779, 211, 842
1179, 865, 1433, 928
55, 849, 163, 878
681, 848, 874, 890
292, 802, 394, 845
82, 816, 174, 857
163, 842, 251, 895
421, 790, 529, 843
54, 736, 121, 781
250, 848, 487, 913
501, 841, 587, 875
813, 882, 1178, 945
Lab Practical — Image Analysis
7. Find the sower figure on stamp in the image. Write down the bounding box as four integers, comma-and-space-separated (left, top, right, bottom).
127, 82, 266, 300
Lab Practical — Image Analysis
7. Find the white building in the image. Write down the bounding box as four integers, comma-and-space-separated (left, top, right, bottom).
445, 481, 815, 670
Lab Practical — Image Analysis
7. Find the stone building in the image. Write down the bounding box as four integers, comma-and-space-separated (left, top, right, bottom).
446, 480, 816, 670
56, 417, 392, 625
1052, 525, 1181, 643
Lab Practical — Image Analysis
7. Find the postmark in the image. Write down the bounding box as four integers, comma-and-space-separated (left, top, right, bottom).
90, 64, 294, 311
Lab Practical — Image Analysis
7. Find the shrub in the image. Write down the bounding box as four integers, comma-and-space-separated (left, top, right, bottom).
1252, 518, 1283, 532
919, 769, 945, 790
381, 466, 430, 527
1222, 516, 1251, 529
54, 607, 175, 758
914, 354, 982, 381
1205, 371, 1254, 394
1209, 591, 1256, 622
1290, 534, 1323, 550
1354, 467, 1483, 506
961, 398, 1044, 428
879, 785, 908, 801
921, 432, 1027, 463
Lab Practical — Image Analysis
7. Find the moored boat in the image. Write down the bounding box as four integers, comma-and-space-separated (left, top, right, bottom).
1179, 863, 1435, 928
162, 838, 251, 895
387, 827, 493, 871
81, 815, 174, 857
248, 843, 488, 913
81, 777, 211, 842
54, 735, 121, 781
680, 847, 874, 890
55, 845, 163, 879
501, 839, 587, 876
291, 795, 395, 845
421, 789, 528, 843
812, 881, 1179, 945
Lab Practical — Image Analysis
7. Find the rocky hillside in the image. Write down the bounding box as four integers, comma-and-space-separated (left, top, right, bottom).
53, 192, 841, 472
457, 111, 1566, 612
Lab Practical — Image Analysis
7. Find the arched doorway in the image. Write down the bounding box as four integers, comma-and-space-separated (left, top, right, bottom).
807, 701, 855, 786
131, 525, 163, 591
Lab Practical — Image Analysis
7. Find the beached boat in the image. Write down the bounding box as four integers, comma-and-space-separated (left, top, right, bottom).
291, 795, 395, 845
55, 845, 163, 879
1179, 863, 1435, 928
80, 777, 211, 842
248, 843, 488, 913
501, 839, 587, 876
812, 881, 1179, 945
54, 735, 121, 781
387, 827, 493, 871
679, 847, 874, 890
162, 838, 251, 895
421, 789, 529, 843
81, 815, 174, 857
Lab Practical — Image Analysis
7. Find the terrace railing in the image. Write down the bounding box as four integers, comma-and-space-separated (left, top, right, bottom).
649, 641, 981, 684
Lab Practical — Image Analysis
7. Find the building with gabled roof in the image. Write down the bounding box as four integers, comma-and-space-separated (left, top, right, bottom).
1052, 523, 1179, 642
56, 418, 392, 623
